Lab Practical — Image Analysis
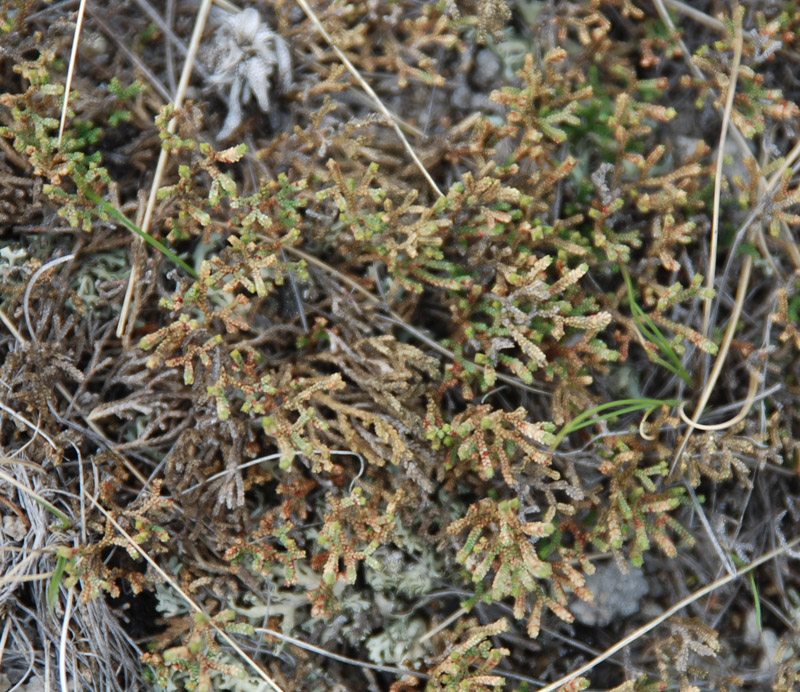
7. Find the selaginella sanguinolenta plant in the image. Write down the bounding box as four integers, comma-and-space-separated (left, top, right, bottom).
2, 1, 800, 692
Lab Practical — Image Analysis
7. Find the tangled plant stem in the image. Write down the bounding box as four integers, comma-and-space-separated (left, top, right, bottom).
2, 1, 800, 691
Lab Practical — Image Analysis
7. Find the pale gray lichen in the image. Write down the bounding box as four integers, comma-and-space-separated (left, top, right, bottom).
570, 562, 649, 627
0, 245, 27, 265
205, 8, 292, 140
364, 547, 439, 599
365, 617, 429, 666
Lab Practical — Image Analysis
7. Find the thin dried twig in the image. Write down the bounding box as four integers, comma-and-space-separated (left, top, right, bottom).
0, 308, 27, 345
116, 0, 214, 337
254, 626, 429, 680
57, 0, 88, 149
417, 606, 469, 644
703, 5, 742, 340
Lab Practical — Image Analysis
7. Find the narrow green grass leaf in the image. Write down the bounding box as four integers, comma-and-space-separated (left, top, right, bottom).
748, 571, 762, 632
621, 266, 693, 386
82, 187, 199, 279
732, 553, 761, 632
551, 398, 680, 449
47, 554, 68, 612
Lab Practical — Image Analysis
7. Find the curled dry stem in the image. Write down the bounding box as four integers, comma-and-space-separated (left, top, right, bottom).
23, 254, 74, 347
677, 369, 759, 432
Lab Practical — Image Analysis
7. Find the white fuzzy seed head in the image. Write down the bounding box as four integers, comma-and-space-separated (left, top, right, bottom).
205, 8, 292, 140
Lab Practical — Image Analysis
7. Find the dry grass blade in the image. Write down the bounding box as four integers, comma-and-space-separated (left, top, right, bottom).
57, 0, 87, 149
0, 551, 50, 590
293, 0, 444, 199
24, 254, 74, 347
58, 588, 75, 692
0, 617, 10, 668
116, 0, 214, 337
254, 626, 429, 680
0, 403, 59, 454
672, 139, 800, 474
417, 606, 469, 644
0, 307, 28, 345
0, 468, 70, 528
